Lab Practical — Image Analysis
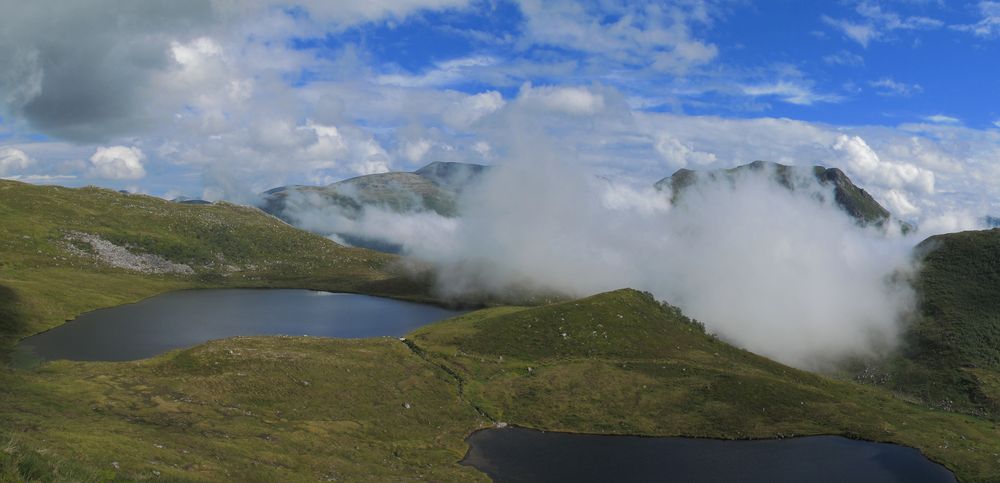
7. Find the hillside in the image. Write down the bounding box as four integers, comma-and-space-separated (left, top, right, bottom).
405, 289, 999, 481
258, 161, 490, 251
414, 161, 490, 192
260, 161, 489, 221
262, 172, 457, 218
5, 289, 1000, 481
3, 179, 1000, 481
0, 179, 423, 353
655, 160, 906, 230
874, 228, 1000, 415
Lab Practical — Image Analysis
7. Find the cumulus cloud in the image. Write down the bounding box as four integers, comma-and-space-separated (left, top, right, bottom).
443, 91, 506, 128
833, 135, 934, 195
654, 136, 716, 170
401, 139, 433, 164
0, 147, 34, 176
0, 1, 217, 141
517, 84, 607, 115
0, 0, 474, 143
89, 146, 147, 180
0, 0, 997, 236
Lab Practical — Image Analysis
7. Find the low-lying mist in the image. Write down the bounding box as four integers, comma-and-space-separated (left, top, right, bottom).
280, 157, 920, 371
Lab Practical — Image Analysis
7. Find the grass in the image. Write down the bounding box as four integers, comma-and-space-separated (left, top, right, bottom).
1, 338, 486, 482
871, 228, 1000, 416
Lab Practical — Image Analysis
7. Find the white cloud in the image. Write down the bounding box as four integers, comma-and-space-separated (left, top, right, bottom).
517, 84, 607, 115
882, 189, 920, 218
0, 0, 998, 237
398, 156, 917, 370
924, 114, 960, 124
377, 55, 499, 88
0, 147, 34, 175
739, 81, 842, 106
89, 146, 147, 180
952, 1, 1000, 37
654, 136, 716, 170
832, 134, 935, 196
401, 138, 432, 163
870, 77, 922, 97
171, 37, 223, 68
822, 16, 879, 47
2, 174, 77, 183
349, 139, 392, 176
918, 211, 983, 235
443, 90, 506, 128
823, 50, 865, 67
651, 40, 719, 74
267, 0, 472, 29
823, 3, 943, 47
299, 122, 349, 161
515, 0, 719, 74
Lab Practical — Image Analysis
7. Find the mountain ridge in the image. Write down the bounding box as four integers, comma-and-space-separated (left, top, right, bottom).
655, 160, 907, 231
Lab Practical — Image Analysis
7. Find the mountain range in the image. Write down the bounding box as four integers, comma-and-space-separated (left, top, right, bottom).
261, 160, 911, 249
655, 160, 909, 232
260, 161, 489, 220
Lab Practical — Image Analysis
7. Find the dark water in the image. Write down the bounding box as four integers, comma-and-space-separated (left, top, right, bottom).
15, 289, 464, 362
462, 428, 956, 483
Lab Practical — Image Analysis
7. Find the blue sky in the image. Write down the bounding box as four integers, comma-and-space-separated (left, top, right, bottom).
284, 1, 1000, 126
1, 0, 1000, 230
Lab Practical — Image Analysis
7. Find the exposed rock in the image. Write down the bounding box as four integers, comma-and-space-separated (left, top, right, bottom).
62, 231, 194, 275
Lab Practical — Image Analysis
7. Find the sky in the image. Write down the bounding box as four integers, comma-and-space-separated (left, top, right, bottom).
1, 0, 1000, 229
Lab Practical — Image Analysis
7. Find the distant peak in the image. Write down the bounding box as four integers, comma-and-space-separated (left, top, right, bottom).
414, 161, 488, 173
656, 160, 897, 229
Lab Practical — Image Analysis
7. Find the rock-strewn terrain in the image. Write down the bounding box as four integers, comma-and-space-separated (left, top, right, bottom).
63, 231, 194, 275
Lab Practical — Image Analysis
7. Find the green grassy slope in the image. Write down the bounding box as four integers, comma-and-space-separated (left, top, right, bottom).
1, 337, 486, 482
410, 289, 1000, 482
0, 179, 420, 352
878, 229, 1000, 415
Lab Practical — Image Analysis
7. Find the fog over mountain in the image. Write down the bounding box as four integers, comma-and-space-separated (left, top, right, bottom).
271, 151, 917, 370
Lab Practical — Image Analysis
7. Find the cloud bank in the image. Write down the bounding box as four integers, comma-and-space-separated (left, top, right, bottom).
280, 152, 918, 371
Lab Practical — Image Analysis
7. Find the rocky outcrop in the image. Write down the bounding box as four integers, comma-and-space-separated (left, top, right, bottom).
62, 231, 194, 275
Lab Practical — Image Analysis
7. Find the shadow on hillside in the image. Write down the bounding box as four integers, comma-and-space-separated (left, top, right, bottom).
0, 284, 26, 360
